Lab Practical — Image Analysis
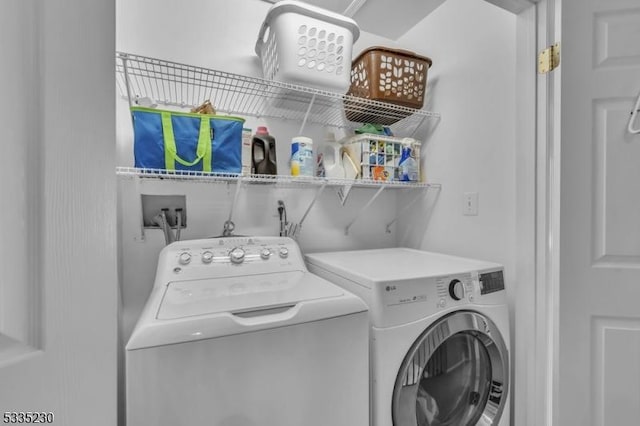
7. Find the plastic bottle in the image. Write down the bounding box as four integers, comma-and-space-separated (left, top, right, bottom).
316, 152, 326, 178
291, 136, 314, 177
398, 140, 419, 182
251, 126, 277, 175
320, 131, 347, 179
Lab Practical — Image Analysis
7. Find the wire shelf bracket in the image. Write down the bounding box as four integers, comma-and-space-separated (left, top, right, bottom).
345, 185, 386, 235
288, 182, 328, 239
384, 187, 438, 234
629, 90, 640, 135
116, 167, 442, 236
222, 179, 244, 237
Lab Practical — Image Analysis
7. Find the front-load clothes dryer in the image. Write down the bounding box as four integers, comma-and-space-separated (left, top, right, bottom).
126, 236, 369, 426
306, 248, 510, 426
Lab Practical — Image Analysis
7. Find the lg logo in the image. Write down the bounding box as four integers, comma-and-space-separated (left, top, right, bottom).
385, 285, 397, 292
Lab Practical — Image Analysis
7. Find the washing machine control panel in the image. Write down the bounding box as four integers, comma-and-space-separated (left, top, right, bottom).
157, 237, 305, 283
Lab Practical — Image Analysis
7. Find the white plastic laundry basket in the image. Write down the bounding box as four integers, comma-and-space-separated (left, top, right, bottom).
255, 0, 360, 92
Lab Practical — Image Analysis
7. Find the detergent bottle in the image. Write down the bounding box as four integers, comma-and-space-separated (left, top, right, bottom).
320, 131, 347, 179
251, 126, 277, 175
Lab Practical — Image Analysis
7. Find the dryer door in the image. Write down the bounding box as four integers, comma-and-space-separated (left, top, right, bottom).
392, 311, 508, 426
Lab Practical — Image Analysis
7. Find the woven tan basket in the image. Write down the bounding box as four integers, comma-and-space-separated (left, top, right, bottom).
345, 46, 432, 124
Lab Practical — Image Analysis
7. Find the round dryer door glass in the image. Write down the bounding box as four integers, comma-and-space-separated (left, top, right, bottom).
392, 311, 509, 426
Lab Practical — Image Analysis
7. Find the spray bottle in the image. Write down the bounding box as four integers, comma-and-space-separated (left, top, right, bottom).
398, 138, 419, 182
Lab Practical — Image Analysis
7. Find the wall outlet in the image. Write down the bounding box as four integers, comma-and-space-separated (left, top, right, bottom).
463, 192, 479, 216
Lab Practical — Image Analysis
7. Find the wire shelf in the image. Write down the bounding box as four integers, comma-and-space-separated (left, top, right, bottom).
116, 52, 440, 136
115, 167, 441, 190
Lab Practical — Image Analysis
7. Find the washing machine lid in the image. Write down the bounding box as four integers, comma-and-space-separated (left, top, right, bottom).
157, 270, 344, 320
392, 310, 509, 426
127, 270, 368, 350
305, 248, 502, 288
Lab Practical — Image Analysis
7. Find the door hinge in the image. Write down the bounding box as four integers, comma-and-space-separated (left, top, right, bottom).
538, 43, 560, 74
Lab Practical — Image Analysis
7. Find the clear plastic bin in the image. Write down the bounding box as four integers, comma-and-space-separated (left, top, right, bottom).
342, 134, 422, 182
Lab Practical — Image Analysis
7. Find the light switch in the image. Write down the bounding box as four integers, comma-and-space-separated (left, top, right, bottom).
464, 192, 479, 216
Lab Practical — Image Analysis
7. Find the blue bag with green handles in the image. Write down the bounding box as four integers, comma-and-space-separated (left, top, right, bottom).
132, 107, 244, 173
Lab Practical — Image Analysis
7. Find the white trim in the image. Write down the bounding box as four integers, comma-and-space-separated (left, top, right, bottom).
514, 3, 537, 426
548, 1, 561, 424
534, 0, 560, 424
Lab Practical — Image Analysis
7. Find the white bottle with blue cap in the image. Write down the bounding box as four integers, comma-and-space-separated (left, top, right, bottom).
290, 136, 314, 177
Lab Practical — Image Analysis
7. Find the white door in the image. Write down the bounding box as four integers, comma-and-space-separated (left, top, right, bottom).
0, 1, 117, 425
549, 0, 640, 424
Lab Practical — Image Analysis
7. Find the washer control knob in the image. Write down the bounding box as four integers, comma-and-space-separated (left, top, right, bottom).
178, 252, 192, 265
260, 248, 271, 260
278, 247, 289, 259
229, 247, 246, 264
201, 251, 214, 264
449, 279, 465, 301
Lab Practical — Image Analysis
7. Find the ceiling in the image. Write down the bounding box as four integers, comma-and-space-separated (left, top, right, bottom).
260, 0, 448, 40
259, 0, 532, 40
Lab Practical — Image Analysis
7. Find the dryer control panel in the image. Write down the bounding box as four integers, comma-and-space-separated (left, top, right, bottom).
154, 237, 305, 286
435, 273, 476, 307
433, 270, 505, 308
479, 270, 505, 295
372, 268, 506, 328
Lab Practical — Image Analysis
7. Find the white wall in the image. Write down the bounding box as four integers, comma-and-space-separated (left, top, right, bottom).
397, 0, 517, 298
397, 0, 517, 421
398, 0, 516, 285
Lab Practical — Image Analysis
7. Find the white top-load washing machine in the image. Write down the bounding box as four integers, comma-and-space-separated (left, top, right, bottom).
126, 236, 369, 426
306, 248, 510, 426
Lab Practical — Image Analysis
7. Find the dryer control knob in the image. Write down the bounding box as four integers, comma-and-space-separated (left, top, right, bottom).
449, 279, 465, 301
201, 251, 214, 264
279, 247, 289, 259
178, 252, 192, 265
229, 247, 246, 264
260, 249, 271, 260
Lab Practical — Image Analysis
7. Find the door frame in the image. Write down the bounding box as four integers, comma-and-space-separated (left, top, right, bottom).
530, 0, 560, 425
513, 0, 557, 425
